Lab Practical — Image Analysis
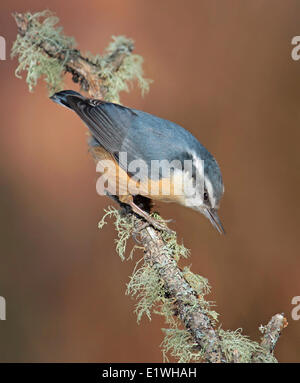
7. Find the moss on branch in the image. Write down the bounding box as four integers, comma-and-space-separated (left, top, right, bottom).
11, 10, 151, 101
98, 207, 278, 363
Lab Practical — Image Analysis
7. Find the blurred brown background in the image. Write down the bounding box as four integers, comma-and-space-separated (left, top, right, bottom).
0, 0, 299, 362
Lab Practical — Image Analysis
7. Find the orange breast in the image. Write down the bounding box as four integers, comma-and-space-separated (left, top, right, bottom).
89, 145, 186, 205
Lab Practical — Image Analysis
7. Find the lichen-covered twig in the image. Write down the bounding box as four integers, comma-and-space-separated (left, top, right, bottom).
260, 314, 288, 352
12, 10, 287, 363
252, 314, 288, 362
12, 11, 150, 102
98, 207, 282, 363
134, 217, 226, 363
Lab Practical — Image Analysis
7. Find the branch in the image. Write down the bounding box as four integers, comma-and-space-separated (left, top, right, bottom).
134, 215, 225, 363
12, 12, 99, 97
252, 314, 288, 362
12, 11, 287, 363
12, 11, 149, 102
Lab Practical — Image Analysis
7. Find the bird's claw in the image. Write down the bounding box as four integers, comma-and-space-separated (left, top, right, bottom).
133, 217, 173, 237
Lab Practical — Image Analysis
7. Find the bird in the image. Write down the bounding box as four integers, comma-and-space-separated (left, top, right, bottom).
50, 90, 225, 234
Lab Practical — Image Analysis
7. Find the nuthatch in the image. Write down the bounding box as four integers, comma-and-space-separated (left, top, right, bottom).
50, 90, 225, 234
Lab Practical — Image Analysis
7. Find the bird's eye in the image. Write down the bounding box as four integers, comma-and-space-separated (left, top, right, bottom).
204, 192, 209, 201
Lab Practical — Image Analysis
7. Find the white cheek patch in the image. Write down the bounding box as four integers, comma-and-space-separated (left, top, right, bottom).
184, 194, 204, 208
183, 170, 196, 197
177, 152, 218, 209
180, 170, 204, 208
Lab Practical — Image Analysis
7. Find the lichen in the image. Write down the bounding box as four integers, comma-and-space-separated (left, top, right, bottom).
183, 266, 210, 296
151, 212, 190, 261
154, 297, 178, 328
11, 11, 152, 101
11, 10, 75, 93
126, 262, 165, 322
99, 206, 278, 363
98, 206, 135, 261
161, 328, 204, 363
218, 328, 277, 363
92, 36, 152, 103
98, 207, 220, 361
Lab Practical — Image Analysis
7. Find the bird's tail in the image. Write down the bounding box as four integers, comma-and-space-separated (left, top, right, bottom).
50, 90, 85, 110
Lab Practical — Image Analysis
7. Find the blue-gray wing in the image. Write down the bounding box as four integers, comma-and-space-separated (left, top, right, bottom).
71, 100, 206, 178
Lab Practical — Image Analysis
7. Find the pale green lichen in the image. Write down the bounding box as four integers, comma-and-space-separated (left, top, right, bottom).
182, 266, 219, 323
126, 263, 165, 323
161, 328, 204, 363
92, 36, 152, 103
98, 206, 135, 261
98, 207, 220, 361
99, 206, 278, 363
218, 328, 277, 363
154, 297, 178, 328
183, 266, 211, 296
11, 10, 75, 93
11, 11, 152, 101
151, 212, 190, 261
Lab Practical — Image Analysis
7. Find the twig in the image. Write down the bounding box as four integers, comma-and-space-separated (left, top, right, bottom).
134, 216, 226, 363
252, 314, 288, 362
13, 11, 134, 98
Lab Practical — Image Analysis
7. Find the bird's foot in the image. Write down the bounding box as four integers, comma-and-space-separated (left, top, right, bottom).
139, 214, 173, 234
130, 203, 173, 235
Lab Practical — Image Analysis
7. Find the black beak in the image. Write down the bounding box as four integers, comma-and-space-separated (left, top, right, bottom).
204, 208, 225, 235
